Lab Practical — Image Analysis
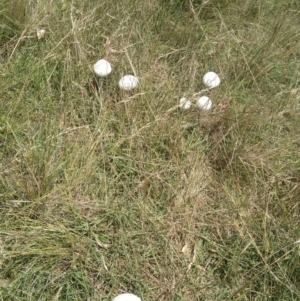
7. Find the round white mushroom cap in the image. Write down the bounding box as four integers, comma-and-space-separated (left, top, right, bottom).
93, 59, 112, 77
112, 293, 142, 301
196, 96, 212, 110
179, 97, 192, 109
202, 71, 220, 88
118, 75, 139, 91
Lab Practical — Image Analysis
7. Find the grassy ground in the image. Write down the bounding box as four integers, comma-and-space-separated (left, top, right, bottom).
1, 0, 300, 300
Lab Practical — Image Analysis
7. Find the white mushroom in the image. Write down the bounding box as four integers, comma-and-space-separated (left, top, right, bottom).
112, 293, 142, 301
203, 71, 220, 88
179, 97, 192, 109
196, 96, 212, 110
118, 75, 139, 91
93, 59, 112, 77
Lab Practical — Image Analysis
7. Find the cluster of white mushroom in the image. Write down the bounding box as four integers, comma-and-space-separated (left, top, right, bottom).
179, 71, 221, 111
93, 59, 139, 91
93, 59, 220, 112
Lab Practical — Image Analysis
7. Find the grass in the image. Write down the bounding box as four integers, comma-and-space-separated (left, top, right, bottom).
0, 0, 300, 300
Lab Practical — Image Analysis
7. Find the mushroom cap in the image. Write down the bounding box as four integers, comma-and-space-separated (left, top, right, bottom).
93, 59, 112, 77
118, 75, 139, 91
179, 97, 192, 109
196, 96, 212, 110
112, 293, 142, 301
202, 71, 220, 88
